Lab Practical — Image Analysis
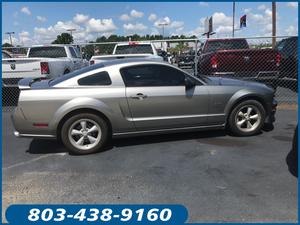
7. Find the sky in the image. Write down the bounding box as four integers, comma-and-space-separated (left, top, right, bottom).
2, 2, 299, 46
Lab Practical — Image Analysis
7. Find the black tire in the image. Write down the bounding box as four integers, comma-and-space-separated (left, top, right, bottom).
228, 100, 266, 136
61, 113, 109, 155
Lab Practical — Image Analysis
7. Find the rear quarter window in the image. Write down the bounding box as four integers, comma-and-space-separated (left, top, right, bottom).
78, 71, 111, 86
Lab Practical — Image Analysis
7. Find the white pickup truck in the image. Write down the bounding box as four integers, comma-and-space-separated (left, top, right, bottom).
89, 42, 163, 65
2, 45, 88, 87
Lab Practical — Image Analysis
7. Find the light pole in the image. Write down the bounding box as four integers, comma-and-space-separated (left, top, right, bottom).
232, 2, 235, 38
5, 32, 15, 46
66, 28, 76, 43
158, 22, 169, 38
272, 2, 276, 49
158, 22, 169, 49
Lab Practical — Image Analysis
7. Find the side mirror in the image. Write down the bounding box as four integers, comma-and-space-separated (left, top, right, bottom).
185, 77, 196, 89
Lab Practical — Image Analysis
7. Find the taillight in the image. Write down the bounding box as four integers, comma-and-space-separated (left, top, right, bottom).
276, 53, 281, 67
90, 60, 95, 65
211, 55, 218, 69
40, 62, 50, 74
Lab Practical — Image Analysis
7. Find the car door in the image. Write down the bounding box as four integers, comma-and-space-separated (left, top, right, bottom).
120, 64, 210, 131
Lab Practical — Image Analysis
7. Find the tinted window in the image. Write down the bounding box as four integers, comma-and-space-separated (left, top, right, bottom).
115, 44, 154, 54
205, 39, 249, 52
276, 38, 297, 56
28, 47, 67, 58
50, 63, 104, 86
78, 71, 111, 86
120, 65, 186, 87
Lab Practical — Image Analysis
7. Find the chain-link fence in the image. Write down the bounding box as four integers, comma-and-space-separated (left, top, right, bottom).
2, 36, 298, 109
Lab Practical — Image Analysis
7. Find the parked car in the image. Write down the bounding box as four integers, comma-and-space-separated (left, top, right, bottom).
286, 125, 298, 177
177, 50, 196, 69
89, 42, 163, 65
275, 37, 298, 92
13, 59, 277, 155
197, 38, 280, 86
275, 37, 298, 81
157, 49, 172, 63
2, 45, 87, 87
2, 50, 12, 58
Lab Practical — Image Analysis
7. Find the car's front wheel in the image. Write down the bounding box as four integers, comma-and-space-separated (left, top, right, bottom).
228, 100, 266, 136
61, 113, 109, 154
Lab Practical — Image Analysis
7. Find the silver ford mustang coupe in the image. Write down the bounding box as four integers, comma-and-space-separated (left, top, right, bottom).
12, 59, 277, 154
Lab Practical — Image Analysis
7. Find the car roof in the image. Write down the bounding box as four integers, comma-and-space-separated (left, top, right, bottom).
30, 44, 76, 48
99, 58, 168, 67
116, 42, 152, 46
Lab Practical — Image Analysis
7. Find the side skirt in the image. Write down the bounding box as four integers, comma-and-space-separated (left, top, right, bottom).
112, 124, 225, 138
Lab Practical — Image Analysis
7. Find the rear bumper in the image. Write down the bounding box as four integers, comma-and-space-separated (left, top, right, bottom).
12, 107, 56, 139
14, 130, 55, 138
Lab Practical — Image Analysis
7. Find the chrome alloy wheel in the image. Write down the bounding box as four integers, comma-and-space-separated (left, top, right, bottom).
68, 119, 102, 150
235, 105, 262, 133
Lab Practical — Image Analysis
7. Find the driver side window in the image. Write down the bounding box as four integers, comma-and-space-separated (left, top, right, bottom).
120, 64, 187, 87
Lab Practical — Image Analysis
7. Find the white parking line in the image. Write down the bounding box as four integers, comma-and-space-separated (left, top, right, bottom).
2, 153, 67, 171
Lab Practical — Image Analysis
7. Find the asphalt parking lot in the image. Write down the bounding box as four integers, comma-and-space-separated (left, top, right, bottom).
2, 108, 298, 223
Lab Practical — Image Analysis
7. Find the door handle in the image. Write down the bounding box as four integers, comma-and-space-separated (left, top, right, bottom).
130, 93, 148, 100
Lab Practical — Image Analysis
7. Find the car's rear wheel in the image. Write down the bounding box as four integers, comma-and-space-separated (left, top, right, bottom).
61, 113, 109, 154
228, 100, 266, 136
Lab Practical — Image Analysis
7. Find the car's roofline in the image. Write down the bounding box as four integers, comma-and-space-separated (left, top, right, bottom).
115, 42, 152, 46
100, 58, 169, 67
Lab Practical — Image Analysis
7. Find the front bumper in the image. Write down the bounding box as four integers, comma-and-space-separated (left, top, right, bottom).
211, 71, 279, 81
266, 99, 277, 124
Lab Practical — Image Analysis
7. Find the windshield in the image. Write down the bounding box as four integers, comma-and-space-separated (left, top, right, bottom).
115, 44, 153, 54
205, 40, 249, 52
50, 64, 104, 86
28, 47, 67, 58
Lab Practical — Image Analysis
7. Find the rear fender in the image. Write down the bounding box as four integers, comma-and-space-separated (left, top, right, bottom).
49, 97, 113, 131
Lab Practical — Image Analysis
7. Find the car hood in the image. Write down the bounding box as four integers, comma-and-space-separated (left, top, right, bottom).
205, 76, 272, 90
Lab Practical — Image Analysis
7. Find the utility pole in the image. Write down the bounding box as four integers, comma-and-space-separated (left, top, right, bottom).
66, 28, 76, 43
232, 2, 236, 38
272, 2, 276, 49
5, 32, 15, 46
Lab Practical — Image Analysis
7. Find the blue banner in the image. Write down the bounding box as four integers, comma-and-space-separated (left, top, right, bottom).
6, 204, 188, 224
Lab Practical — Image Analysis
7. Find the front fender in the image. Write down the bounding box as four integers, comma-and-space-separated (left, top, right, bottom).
224, 89, 266, 119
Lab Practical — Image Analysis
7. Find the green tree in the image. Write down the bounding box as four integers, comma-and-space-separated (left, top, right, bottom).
2, 43, 13, 47
52, 33, 73, 44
